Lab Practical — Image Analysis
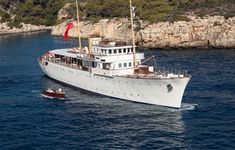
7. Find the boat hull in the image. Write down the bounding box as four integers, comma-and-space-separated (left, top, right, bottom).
41, 91, 65, 99
39, 61, 190, 108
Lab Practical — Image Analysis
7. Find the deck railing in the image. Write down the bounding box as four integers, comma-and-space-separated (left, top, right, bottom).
43, 57, 90, 71
155, 67, 190, 76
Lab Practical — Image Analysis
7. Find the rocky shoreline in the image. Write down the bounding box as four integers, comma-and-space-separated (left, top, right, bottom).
51, 16, 235, 49
1, 16, 234, 49
0, 23, 52, 35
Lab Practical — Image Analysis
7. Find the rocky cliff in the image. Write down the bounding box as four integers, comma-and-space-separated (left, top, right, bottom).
138, 16, 235, 48
52, 18, 133, 39
52, 15, 235, 49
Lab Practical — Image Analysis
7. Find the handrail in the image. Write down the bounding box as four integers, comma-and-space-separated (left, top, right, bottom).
43, 57, 89, 71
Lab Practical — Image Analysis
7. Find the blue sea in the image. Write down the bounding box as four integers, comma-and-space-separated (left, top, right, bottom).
0, 31, 235, 149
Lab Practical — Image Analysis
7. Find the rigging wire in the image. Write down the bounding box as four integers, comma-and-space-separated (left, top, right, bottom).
138, 47, 158, 70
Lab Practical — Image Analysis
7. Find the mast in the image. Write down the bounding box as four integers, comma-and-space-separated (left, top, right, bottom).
76, 0, 82, 50
130, 0, 137, 68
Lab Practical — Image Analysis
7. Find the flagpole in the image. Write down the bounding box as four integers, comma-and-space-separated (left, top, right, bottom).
76, 0, 82, 50
130, 0, 136, 68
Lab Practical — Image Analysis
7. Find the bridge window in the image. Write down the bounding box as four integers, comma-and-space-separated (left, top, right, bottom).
114, 49, 117, 54
103, 63, 110, 70
129, 62, 132, 67
118, 49, 122, 53
109, 49, 112, 54
92, 62, 97, 68
83, 60, 89, 66
124, 63, 127, 67
123, 48, 126, 53
118, 63, 122, 68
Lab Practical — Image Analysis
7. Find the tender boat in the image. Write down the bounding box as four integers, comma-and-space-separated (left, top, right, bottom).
41, 88, 65, 99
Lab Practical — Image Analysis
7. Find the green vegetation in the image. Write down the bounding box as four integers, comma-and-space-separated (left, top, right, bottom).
82, 0, 235, 23
0, 0, 72, 26
173, 0, 235, 19
11, 0, 67, 26
0, 9, 11, 23
0, 0, 234, 27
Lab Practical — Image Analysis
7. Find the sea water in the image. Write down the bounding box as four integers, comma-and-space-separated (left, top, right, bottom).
0, 31, 234, 149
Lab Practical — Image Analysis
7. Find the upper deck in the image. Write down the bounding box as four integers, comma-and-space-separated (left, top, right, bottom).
40, 38, 189, 78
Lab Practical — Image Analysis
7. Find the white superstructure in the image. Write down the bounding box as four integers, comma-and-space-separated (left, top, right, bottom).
38, 39, 190, 108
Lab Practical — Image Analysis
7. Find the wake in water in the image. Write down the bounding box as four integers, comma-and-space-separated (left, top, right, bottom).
31, 89, 41, 93
163, 102, 198, 112
31, 89, 45, 98
180, 103, 198, 111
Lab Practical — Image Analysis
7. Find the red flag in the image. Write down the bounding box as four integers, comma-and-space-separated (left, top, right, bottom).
64, 22, 74, 41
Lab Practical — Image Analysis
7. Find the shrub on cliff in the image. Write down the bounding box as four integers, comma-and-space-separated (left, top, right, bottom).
0, 9, 11, 23
7, 19, 23, 29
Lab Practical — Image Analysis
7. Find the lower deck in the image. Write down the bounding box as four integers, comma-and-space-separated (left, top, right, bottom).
39, 56, 189, 80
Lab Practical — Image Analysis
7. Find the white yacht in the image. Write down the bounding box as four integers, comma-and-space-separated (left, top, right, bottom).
38, 0, 191, 108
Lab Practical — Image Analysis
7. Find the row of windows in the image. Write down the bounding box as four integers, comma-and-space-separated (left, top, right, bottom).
97, 48, 133, 55
118, 61, 140, 68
